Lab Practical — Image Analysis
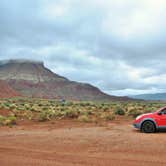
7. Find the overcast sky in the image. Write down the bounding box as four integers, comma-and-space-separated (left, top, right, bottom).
1, 0, 166, 96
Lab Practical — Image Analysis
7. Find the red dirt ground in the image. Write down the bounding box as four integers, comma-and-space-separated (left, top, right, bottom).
0, 118, 166, 166
0, 109, 12, 116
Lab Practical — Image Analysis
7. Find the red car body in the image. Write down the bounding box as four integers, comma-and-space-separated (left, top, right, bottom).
133, 106, 166, 132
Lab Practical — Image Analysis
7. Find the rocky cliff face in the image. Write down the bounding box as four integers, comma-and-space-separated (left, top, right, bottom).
0, 80, 20, 98
0, 59, 131, 101
0, 60, 67, 83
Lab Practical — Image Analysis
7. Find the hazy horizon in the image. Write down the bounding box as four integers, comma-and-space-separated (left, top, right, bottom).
1, 0, 166, 96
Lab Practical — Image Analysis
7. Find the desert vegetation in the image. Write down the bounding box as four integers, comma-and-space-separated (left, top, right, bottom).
0, 97, 165, 126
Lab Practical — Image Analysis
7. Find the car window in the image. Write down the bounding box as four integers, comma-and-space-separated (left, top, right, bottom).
161, 109, 166, 114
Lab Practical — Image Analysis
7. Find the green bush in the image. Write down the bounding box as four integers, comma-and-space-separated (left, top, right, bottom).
114, 107, 125, 115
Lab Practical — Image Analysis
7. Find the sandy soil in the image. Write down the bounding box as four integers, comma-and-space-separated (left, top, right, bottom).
0, 118, 166, 166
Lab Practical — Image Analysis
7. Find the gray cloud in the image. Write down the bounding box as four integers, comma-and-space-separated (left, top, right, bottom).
1, 0, 166, 96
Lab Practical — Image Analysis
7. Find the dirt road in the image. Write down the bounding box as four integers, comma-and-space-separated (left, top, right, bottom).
0, 118, 166, 166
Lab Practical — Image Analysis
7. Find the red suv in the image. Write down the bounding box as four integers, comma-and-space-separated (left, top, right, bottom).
133, 106, 166, 133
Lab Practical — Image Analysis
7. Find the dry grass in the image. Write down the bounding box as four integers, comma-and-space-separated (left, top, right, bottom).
0, 97, 165, 125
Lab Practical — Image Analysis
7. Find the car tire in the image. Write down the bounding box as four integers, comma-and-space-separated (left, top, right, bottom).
141, 121, 156, 133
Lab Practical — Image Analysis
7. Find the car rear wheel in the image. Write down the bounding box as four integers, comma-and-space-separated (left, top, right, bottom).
141, 121, 156, 133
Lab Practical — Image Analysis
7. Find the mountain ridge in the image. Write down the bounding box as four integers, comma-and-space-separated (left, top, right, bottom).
131, 93, 166, 101
0, 59, 133, 101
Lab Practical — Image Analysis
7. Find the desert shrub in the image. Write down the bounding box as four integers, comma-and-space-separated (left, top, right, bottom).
78, 115, 91, 122
127, 109, 142, 118
79, 102, 91, 107
80, 109, 93, 116
8, 104, 17, 110
30, 106, 41, 112
39, 111, 50, 121
127, 106, 135, 111
42, 107, 49, 111
65, 101, 74, 106
0, 104, 5, 109
4, 116, 17, 126
16, 106, 25, 111
4, 102, 10, 107
0, 115, 17, 126
24, 104, 31, 110
145, 106, 156, 112
38, 103, 43, 107
86, 109, 93, 115
23, 111, 33, 120
114, 107, 125, 115
100, 113, 115, 121
39, 109, 65, 121
53, 110, 64, 118
98, 105, 103, 109
60, 107, 65, 112
60, 103, 65, 107
0, 115, 6, 125
12, 109, 25, 118
102, 106, 109, 112
64, 109, 79, 118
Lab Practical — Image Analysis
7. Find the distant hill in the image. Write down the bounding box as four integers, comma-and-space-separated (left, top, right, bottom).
0, 80, 20, 98
131, 93, 166, 101
0, 59, 133, 101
